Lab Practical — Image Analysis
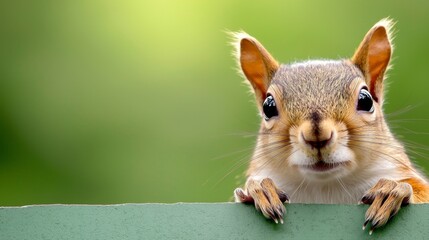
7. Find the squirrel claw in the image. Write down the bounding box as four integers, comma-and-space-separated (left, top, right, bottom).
235, 178, 287, 224
362, 219, 369, 230
361, 178, 412, 234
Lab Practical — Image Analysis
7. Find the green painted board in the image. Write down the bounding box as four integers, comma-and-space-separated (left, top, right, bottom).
0, 203, 428, 239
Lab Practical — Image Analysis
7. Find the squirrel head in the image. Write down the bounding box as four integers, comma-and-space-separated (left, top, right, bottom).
233, 19, 397, 181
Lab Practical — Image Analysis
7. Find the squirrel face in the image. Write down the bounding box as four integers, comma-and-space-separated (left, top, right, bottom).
261, 61, 380, 181
234, 19, 394, 182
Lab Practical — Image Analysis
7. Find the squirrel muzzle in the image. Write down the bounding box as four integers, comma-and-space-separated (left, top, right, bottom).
299, 116, 336, 152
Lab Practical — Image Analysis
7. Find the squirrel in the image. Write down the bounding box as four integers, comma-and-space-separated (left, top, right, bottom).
232, 18, 429, 234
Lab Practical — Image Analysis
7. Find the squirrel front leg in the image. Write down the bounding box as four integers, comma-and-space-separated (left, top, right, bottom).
234, 178, 289, 224
360, 179, 412, 234
360, 177, 429, 234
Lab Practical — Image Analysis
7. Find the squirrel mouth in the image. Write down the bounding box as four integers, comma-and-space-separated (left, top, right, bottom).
304, 161, 344, 172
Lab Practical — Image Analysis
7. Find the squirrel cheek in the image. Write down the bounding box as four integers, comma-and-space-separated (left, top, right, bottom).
262, 117, 276, 130
356, 110, 377, 124
264, 119, 274, 130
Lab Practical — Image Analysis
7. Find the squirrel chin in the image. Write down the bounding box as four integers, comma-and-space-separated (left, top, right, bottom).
302, 161, 348, 172
296, 161, 352, 181
289, 145, 356, 180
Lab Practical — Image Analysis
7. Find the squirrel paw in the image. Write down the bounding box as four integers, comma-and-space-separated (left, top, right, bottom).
360, 178, 412, 235
234, 178, 289, 224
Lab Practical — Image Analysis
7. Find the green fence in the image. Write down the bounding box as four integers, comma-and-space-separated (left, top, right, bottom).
0, 203, 427, 239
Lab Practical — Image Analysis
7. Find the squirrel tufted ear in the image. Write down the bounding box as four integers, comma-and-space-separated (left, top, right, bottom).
351, 18, 394, 103
232, 32, 279, 106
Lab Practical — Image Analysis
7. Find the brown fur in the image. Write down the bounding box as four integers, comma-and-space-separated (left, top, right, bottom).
232, 18, 429, 234
400, 178, 429, 203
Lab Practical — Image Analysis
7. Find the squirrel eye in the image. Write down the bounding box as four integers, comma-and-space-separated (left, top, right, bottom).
357, 88, 374, 113
263, 95, 278, 120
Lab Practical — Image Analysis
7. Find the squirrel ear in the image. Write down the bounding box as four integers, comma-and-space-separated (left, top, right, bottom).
233, 32, 279, 105
351, 18, 394, 103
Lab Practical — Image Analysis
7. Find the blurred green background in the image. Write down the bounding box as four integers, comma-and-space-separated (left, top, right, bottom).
0, 0, 428, 205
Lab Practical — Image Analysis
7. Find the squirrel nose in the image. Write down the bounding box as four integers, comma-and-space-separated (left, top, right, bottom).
303, 132, 333, 149
299, 119, 335, 150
